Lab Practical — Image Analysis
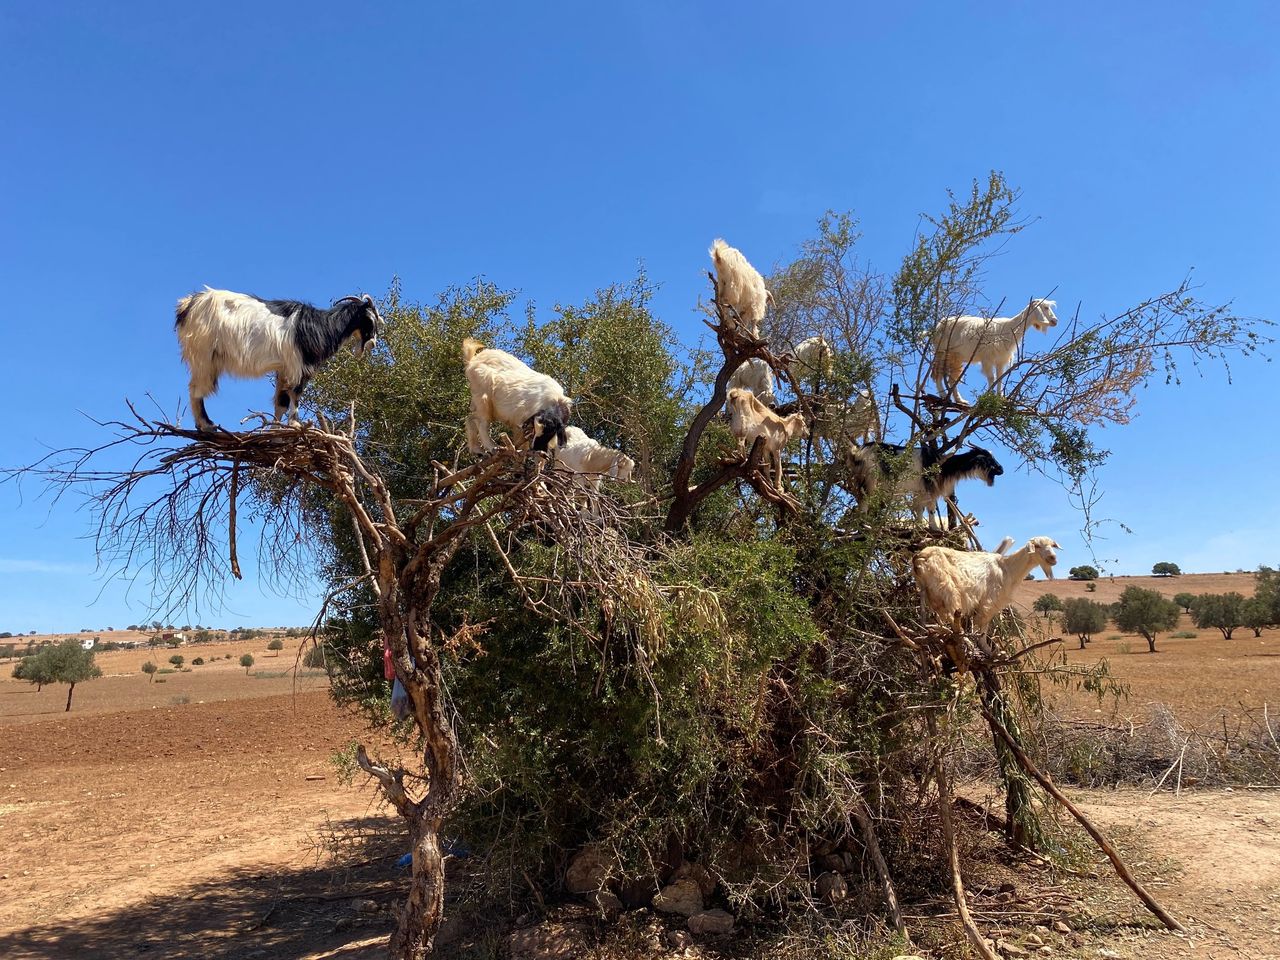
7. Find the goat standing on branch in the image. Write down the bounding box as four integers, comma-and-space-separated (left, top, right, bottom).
931, 298, 1058, 403
709, 238, 772, 339
727, 387, 807, 490
848, 442, 1003, 528
462, 337, 573, 454
913, 536, 1060, 636
556, 426, 635, 487
175, 288, 383, 432
726, 357, 776, 405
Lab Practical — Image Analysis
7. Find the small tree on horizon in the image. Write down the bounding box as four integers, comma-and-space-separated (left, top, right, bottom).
1115, 586, 1181, 653
13, 653, 54, 692
1152, 561, 1182, 577
1033, 593, 1064, 619
1193, 592, 1247, 640
1068, 565, 1099, 581
1063, 598, 1109, 649
18, 640, 103, 711
267, 638, 284, 657
240, 653, 255, 675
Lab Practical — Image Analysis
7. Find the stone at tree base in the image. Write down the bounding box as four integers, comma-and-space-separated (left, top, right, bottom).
670, 860, 717, 897
1052, 920, 1071, 933
505, 922, 586, 960
565, 845, 613, 894
815, 870, 847, 904
687, 908, 735, 935
653, 877, 703, 917
998, 941, 1028, 957
1024, 932, 1044, 946
666, 929, 694, 949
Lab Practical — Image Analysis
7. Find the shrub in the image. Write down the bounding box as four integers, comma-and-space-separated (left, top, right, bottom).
239, 653, 255, 674
141, 661, 158, 682
267, 638, 285, 655
1033, 593, 1064, 618
303, 644, 328, 669
192, 656, 205, 666
1085, 582, 1098, 593
168, 654, 185, 669
1169, 631, 1198, 639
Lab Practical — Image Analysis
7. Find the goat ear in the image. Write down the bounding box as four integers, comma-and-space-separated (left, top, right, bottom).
1051, 540, 1061, 549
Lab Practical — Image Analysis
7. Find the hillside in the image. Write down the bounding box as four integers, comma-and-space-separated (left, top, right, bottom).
1013, 570, 1257, 609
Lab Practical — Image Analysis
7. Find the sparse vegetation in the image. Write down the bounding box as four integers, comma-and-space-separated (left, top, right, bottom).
1063, 598, 1108, 649
12, 639, 102, 711
1033, 593, 1064, 618
168, 654, 185, 669
239, 653, 255, 675
141, 661, 157, 682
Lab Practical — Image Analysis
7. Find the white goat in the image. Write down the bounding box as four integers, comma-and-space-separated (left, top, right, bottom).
462, 337, 572, 454
913, 536, 1060, 635
726, 387, 807, 488
709, 239, 771, 338
790, 335, 834, 380
931, 298, 1058, 402
812, 388, 880, 447
175, 288, 382, 431
556, 427, 636, 488
726, 358, 776, 405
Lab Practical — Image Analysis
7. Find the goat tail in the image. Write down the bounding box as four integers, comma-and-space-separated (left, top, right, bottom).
175, 288, 212, 329
461, 336, 485, 364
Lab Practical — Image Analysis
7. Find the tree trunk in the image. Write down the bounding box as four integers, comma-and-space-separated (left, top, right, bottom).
65, 682, 75, 712
392, 818, 448, 959
976, 669, 1040, 851
1079, 635, 1086, 650
1144, 632, 1157, 653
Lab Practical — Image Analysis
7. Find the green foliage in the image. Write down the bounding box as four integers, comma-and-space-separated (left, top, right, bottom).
302, 644, 328, 669
239, 653, 255, 674
1062, 599, 1108, 647
1193, 592, 1247, 640
168, 654, 184, 668
191, 656, 205, 666
1152, 561, 1182, 576
14, 639, 102, 710
1256, 566, 1280, 623
1033, 593, 1064, 617
1243, 597, 1272, 637
1173, 592, 1196, 613
141, 660, 157, 681
267, 638, 285, 653
1068, 565, 1099, 581
1114, 587, 1181, 652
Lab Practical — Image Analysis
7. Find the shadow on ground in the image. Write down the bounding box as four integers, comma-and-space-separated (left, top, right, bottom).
0, 816, 406, 960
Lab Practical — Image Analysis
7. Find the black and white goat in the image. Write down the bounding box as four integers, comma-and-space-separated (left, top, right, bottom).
847, 442, 1004, 528
175, 287, 382, 431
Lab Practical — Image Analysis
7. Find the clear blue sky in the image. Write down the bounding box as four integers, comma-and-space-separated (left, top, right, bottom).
1, 2, 1276, 632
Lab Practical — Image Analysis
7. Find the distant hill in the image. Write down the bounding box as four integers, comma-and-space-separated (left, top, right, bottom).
1013, 570, 1256, 610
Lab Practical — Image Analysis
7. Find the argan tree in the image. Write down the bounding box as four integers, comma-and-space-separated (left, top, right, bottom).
1033, 593, 1064, 618
1068, 565, 1099, 581
267, 638, 284, 656
1173, 591, 1196, 613
239, 653, 255, 675
1063, 598, 1108, 649
1152, 561, 1182, 576
1115, 587, 1181, 652
141, 660, 157, 682
1243, 597, 1271, 637
1193, 592, 1247, 640
9, 174, 1264, 959
17, 639, 102, 711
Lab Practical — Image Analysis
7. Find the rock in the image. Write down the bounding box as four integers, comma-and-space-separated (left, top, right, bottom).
688, 908, 734, 935
506, 922, 585, 960
588, 889, 622, 918
435, 916, 466, 947
816, 871, 847, 904
1053, 920, 1071, 934
1097, 951, 1121, 959
332, 917, 353, 933
666, 930, 694, 950
1034, 925, 1051, 935
350, 898, 380, 915
999, 942, 1028, 957
1025, 933, 1044, 946
890, 956, 927, 960
653, 878, 703, 917
565, 845, 613, 895
671, 861, 717, 898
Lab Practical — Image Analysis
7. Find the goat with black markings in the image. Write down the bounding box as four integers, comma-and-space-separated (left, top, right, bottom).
848, 442, 1004, 528
175, 287, 382, 431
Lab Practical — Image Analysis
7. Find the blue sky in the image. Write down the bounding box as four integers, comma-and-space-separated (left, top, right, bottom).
1, 2, 1276, 632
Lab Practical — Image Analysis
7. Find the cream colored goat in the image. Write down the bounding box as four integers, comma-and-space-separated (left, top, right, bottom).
726, 387, 807, 488
931, 298, 1058, 402
726, 357, 775, 405
556, 426, 635, 488
709, 239, 770, 338
912, 536, 1060, 635
462, 337, 572, 454
812, 388, 879, 447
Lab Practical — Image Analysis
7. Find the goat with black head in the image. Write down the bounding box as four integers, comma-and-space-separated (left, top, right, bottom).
848, 441, 1004, 528
175, 288, 382, 431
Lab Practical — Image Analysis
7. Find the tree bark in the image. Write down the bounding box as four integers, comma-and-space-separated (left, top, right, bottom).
65, 682, 74, 712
